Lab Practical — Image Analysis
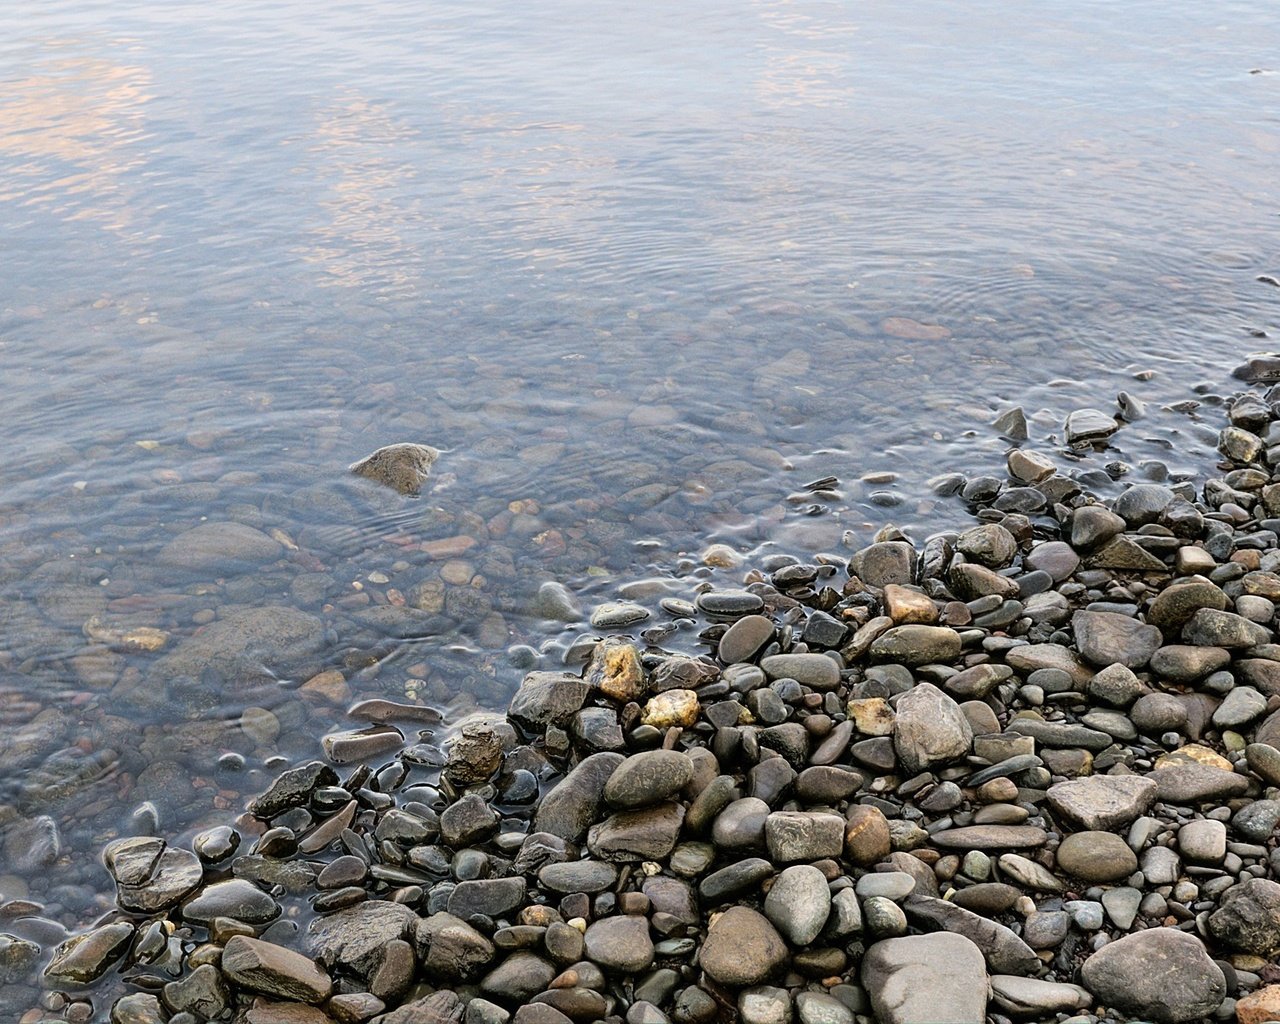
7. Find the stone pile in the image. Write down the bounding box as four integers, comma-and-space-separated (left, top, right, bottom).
20, 374, 1280, 1023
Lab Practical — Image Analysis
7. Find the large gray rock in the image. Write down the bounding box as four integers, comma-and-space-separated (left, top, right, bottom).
1182, 608, 1270, 648
308, 900, 417, 979
1079, 929, 1225, 1023
1045, 775, 1157, 831
583, 915, 654, 973
220, 935, 332, 1004
349, 442, 439, 495
148, 605, 325, 691
416, 912, 495, 981
862, 933, 988, 1024
603, 750, 694, 809
1208, 878, 1280, 957
507, 672, 591, 733
763, 865, 831, 945
158, 522, 283, 572
850, 541, 917, 588
893, 683, 972, 774
533, 752, 625, 842
1072, 610, 1161, 668
699, 907, 788, 987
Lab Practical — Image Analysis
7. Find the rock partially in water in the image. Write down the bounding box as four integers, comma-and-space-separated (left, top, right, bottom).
349, 442, 440, 496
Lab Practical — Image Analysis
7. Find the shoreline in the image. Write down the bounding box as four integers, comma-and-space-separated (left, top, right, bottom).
16, 358, 1280, 1024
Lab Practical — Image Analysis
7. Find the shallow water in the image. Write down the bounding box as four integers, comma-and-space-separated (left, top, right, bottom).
1, 0, 1278, 986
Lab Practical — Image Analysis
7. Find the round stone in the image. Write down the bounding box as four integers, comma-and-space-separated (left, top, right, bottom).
1055, 832, 1138, 883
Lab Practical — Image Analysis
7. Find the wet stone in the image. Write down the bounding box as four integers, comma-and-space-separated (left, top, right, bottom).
590, 602, 651, 630
718, 614, 776, 664
696, 590, 765, 617
43, 921, 135, 987
183, 879, 281, 925
221, 935, 333, 1004
349, 442, 439, 495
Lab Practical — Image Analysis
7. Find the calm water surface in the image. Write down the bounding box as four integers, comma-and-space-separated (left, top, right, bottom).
1, 0, 1278, 988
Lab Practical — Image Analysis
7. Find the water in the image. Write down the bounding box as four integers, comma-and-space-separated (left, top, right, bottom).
0, 0, 1278, 995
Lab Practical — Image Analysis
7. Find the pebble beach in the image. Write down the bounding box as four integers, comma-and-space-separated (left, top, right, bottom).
8, 356, 1280, 1023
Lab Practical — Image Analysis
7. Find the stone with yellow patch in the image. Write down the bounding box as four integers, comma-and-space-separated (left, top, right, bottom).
641, 690, 699, 729
882, 585, 938, 625
1155, 743, 1233, 772
586, 638, 646, 703
848, 697, 896, 736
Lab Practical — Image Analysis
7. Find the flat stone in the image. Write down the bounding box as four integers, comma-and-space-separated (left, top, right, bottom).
1065, 408, 1118, 445
1149, 644, 1231, 682
1045, 775, 1158, 831
1149, 764, 1250, 803
870, 625, 962, 666
989, 976, 1091, 1018
862, 933, 988, 1024
718, 615, 776, 664
158, 521, 283, 571
221, 936, 332, 1004
1004, 717, 1111, 751
1004, 644, 1093, 686
1084, 536, 1168, 572
1072, 610, 1161, 668
930, 826, 1047, 850
1079, 929, 1225, 1023
538, 860, 617, 894
43, 922, 135, 987
589, 602, 650, 630
760, 653, 841, 689
183, 879, 280, 925
447, 878, 527, 919
1183, 608, 1271, 648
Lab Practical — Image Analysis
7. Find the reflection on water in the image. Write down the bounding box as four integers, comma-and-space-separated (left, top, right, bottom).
0, 0, 1277, 1010
301, 93, 422, 292
0, 46, 152, 233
